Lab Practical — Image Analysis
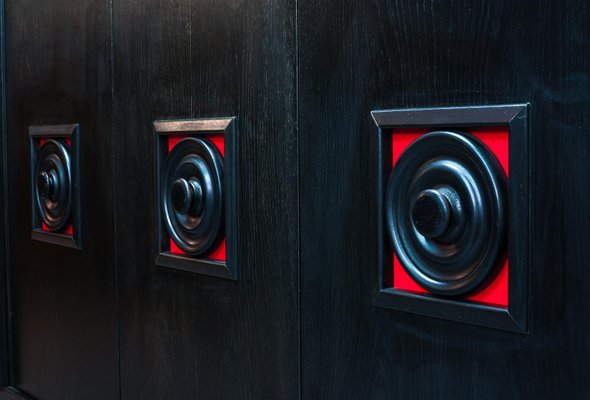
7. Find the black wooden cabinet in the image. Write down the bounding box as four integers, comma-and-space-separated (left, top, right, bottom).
1, 0, 590, 399
1, 0, 118, 399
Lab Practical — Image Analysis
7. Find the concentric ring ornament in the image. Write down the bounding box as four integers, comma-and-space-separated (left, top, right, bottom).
33, 139, 72, 232
161, 137, 224, 256
385, 130, 508, 297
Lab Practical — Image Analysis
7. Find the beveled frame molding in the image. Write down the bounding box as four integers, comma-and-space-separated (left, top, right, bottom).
372, 104, 530, 333
29, 124, 82, 249
154, 117, 239, 280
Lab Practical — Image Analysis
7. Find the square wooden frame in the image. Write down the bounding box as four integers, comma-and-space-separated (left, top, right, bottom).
29, 124, 82, 249
154, 117, 239, 280
371, 104, 530, 333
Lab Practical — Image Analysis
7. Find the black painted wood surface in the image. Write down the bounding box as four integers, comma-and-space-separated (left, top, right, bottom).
3, 0, 118, 399
112, 0, 299, 398
0, 0, 7, 387
299, 0, 590, 398
2, 0, 590, 399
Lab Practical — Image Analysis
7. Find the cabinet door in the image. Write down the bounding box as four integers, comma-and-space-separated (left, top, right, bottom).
112, 0, 299, 398
0, 4, 7, 387
299, 1, 590, 398
3, 0, 119, 399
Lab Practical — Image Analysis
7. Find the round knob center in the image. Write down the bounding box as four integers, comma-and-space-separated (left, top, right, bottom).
38, 170, 56, 199
171, 178, 203, 214
411, 189, 452, 238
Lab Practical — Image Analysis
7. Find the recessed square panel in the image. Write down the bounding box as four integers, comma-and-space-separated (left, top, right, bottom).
29, 124, 82, 248
392, 127, 509, 307
155, 118, 238, 280
372, 105, 530, 332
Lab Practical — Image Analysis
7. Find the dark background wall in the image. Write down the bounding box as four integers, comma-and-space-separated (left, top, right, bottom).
299, 0, 590, 398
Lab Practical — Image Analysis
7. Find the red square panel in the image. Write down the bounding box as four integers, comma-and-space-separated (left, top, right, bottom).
391, 127, 509, 307
167, 134, 227, 262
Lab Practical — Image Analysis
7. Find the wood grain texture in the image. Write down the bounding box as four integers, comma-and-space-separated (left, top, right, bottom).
0, 0, 7, 386
299, 0, 590, 398
112, 0, 299, 398
4, 0, 118, 399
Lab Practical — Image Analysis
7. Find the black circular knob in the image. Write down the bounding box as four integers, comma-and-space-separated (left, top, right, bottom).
37, 170, 56, 199
171, 178, 192, 214
34, 139, 72, 232
385, 130, 507, 297
171, 178, 204, 215
161, 137, 224, 256
188, 179, 204, 215
411, 189, 453, 238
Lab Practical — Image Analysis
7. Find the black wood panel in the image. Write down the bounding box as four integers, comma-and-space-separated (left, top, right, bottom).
0, 0, 8, 387
299, 0, 590, 398
112, 0, 299, 398
4, 0, 118, 399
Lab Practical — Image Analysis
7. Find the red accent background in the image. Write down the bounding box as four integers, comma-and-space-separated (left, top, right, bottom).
38, 137, 74, 236
167, 134, 227, 261
391, 127, 509, 307
41, 222, 74, 235
39, 137, 71, 146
